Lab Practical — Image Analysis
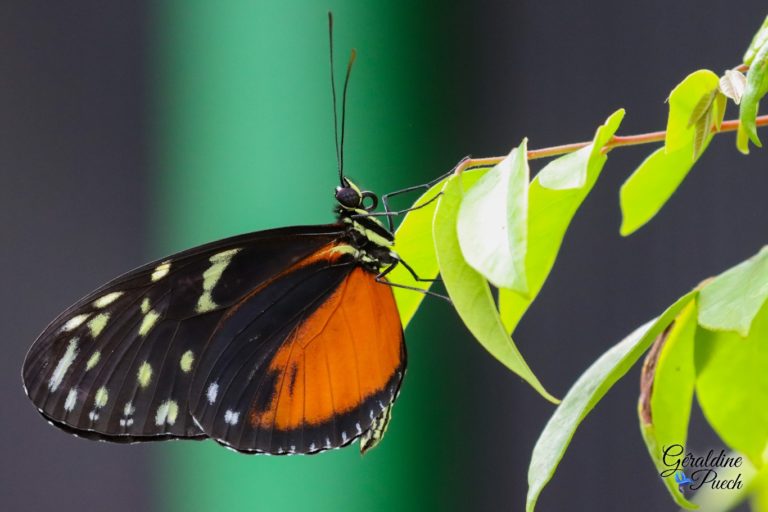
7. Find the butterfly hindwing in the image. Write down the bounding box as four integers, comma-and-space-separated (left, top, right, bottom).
190, 265, 406, 455
22, 225, 345, 441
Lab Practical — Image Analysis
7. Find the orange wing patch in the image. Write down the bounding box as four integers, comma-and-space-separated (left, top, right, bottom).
249, 267, 403, 430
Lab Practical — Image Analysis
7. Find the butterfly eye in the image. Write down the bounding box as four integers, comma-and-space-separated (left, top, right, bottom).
361, 191, 378, 211
335, 186, 361, 208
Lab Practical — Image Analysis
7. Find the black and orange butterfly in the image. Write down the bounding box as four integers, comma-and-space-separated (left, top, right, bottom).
22, 14, 437, 455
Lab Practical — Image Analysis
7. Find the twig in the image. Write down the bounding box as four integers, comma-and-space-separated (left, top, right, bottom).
456, 114, 768, 173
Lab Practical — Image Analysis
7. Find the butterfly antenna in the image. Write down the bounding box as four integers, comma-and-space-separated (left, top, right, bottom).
339, 48, 356, 183
328, 12, 343, 185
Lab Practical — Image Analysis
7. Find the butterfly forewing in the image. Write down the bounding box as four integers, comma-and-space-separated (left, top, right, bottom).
22, 226, 344, 441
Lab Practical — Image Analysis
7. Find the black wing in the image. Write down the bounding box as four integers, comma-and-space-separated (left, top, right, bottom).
22, 225, 345, 443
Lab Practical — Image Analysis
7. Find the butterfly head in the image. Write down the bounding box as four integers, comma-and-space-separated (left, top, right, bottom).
335, 178, 378, 212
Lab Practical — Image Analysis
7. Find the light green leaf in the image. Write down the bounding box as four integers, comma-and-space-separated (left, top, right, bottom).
666, 70, 720, 155
457, 140, 530, 293
390, 179, 448, 328
433, 174, 557, 403
638, 301, 698, 509
744, 15, 768, 66
537, 144, 592, 190
698, 246, 768, 337
620, 141, 712, 236
696, 299, 768, 467
713, 92, 727, 131
526, 292, 696, 512
499, 109, 625, 333
621, 71, 722, 236
738, 38, 768, 154
720, 69, 747, 105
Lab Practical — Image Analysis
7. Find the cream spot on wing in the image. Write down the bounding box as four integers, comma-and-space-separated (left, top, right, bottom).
138, 310, 160, 336
155, 400, 179, 426
92, 292, 123, 308
61, 314, 90, 333
64, 388, 78, 412
196, 248, 241, 313
85, 351, 101, 371
140, 297, 151, 314
123, 402, 135, 416
87, 312, 110, 338
48, 338, 79, 392
224, 410, 239, 425
137, 361, 153, 388
206, 382, 219, 404
151, 260, 171, 282
94, 386, 109, 408
179, 350, 194, 373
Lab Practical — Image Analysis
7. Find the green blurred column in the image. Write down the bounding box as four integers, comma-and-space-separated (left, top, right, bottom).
150, 2, 466, 510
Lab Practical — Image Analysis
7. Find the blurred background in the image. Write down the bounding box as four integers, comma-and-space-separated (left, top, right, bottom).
2, 1, 767, 510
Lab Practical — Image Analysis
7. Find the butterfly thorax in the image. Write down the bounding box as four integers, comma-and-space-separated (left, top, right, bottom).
333, 178, 397, 273
336, 206, 397, 272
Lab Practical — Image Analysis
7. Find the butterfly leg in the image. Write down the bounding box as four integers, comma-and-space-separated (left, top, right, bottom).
375, 259, 450, 302
378, 156, 497, 231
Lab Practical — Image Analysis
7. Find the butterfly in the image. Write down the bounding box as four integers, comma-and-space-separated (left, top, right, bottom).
22, 13, 429, 456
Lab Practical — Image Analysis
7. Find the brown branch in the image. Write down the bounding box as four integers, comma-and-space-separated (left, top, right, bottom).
456, 114, 768, 173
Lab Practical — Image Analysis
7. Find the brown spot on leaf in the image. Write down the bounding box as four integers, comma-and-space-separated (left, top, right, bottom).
639, 323, 674, 426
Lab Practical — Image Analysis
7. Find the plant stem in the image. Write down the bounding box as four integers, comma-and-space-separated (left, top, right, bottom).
458, 114, 768, 172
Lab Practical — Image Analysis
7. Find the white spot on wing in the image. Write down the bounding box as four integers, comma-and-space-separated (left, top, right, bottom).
64, 388, 78, 412
92, 292, 123, 308
224, 410, 239, 425
61, 314, 90, 333
207, 382, 219, 404
155, 399, 179, 426
48, 338, 79, 392
123, 402, 135, 416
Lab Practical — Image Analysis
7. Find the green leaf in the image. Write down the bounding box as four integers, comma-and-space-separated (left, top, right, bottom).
738, 38, 768, 154
620, 141, 713, 236
433, 173, 557, 403
537, 144, 592, 190
621, 71, 722, 235
526, 292, 696, 512
698, 246, 768, 337
696, 299, 768, 467
665, 70, 720, 155
499, 109, 625, 333
744, 15, 768, 66
390, 179, 448, 328
638, 301, 698, 509
457, 140, 530, 293
713, 91, 727, 131
720, 69, 747, 105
